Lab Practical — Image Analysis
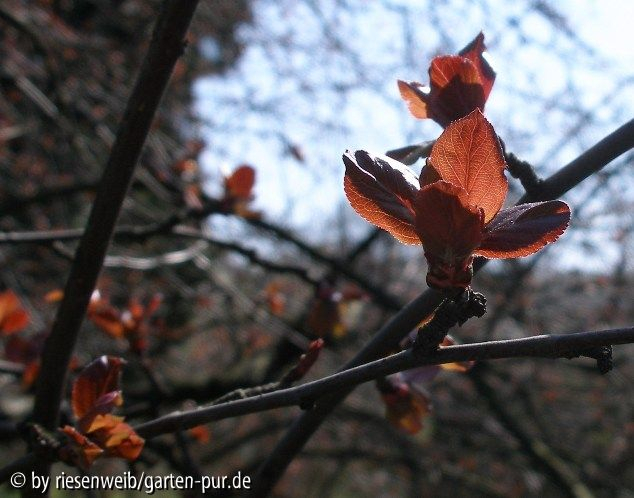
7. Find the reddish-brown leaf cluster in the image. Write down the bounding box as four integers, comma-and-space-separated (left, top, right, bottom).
0, 290, 29, 336
378, 335, 473, 434
306, 280, 366, 339
4, 333, 44, 388
398, 32, 496, 127
264, 281, 286, 316
87, 291, 162, 355
0, 290, 40, 387
378, 375, 432, 435
189, 425, 212, 444
59, 356, 144, 470
343, 110, 570, 291
221, 164, 260, 218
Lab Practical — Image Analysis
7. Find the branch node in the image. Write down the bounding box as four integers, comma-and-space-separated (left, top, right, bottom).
588, 345, 613, 374
413, 289, 487, 353
564, 345, 614, 374
22, 423, 61, 463
505, 151, 544, 198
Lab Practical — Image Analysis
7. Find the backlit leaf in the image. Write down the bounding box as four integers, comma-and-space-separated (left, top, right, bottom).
0, 290, 29, 335
397, 80, 429, 119
72, 356, 124, 420
427, 56, 486, 126
476, 201, 571, 258
60, 426, 104, 470
189, 425, 211, 444
428, 110, 507, 222
414, 181, 484, 259
458, 32, 496, 100
380, 380, 431, 435
225, 164, 255, 199
82, 414, 144, 461
103, 422, 144, 460
343, 150, 420, 244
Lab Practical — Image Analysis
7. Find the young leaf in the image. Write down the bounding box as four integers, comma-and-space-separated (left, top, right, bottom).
343, 150, 420, 244
284, 338, 324, 383
458, 32, 496, 100
60, 426, 104, 470
414, 181, 484, 259
225, 164, 255, 199
476, 201, 571, 258
85, 414, 144, 460
427, 56, 485, 127
397, 80, 429, 119
380, 380, 431, 435
428, 109, 507, 222
72, 356, 124, 420
0, 290, 29, 335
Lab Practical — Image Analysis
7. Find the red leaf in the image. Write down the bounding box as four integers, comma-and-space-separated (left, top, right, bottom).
419, 162, 441, 188
414, 181, 484, 260
458, 32, 496, 101
428, 110, 507, 222
265, 282, 286, 316
380, 380, 431, 435
0, 290, 29, 335
44, 289, 64, 302
225, 165, 255, 199
87, 414, 144, 460
427, 56, 485, 126
77, 391, 124, 434
189, 425, 211, 444
89, 312, 125, 338
285, 338, 324, 382
399, 52, 488, 127
306, 297, 342, 338
105, 424, 144, 461
72, 356, 125, 420
343, 150, 420, 244
81, 414, 144, 461
397, 80, 429, 119
60, 426, 104, 470
475, 201, 571, 258
87, 293, 125, 338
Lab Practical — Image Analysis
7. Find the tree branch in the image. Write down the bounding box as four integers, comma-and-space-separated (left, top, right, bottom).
133, 326, 634, 440
30, 0, 200, 433
0, 224, 318, 285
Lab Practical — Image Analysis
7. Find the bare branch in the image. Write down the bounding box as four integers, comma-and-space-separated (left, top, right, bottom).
134, 326, 634, 440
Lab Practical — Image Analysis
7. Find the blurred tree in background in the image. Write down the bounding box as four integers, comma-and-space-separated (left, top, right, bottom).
1, 1, 633, 497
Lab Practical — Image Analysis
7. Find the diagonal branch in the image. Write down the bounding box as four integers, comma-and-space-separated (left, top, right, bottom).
30, 0, 201, 434
132, 326, 634, 440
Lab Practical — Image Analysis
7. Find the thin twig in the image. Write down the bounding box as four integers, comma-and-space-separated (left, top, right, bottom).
0, 224, 319, 285
247, 217, 402, 310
